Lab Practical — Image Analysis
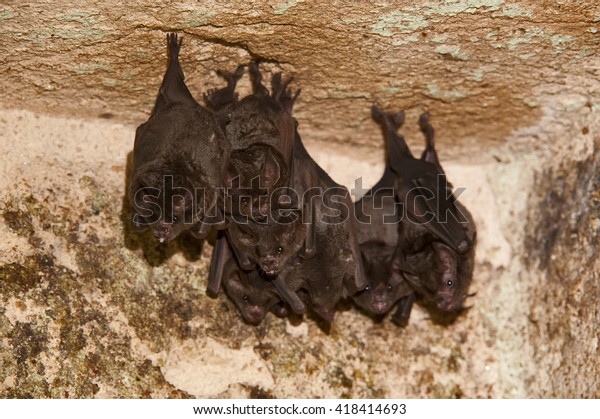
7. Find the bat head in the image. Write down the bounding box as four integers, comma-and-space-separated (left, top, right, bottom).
227, 209, 305, 277
129, 170, 212, 243
425, 241, 475, 313
352, 243, 409, 316
222, 268, 280, 324
224, 146, 285, 220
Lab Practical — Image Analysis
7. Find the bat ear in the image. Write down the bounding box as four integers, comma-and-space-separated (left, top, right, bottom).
226, 270, 247, 293
225, 163, 241, 189
130, 212, 148, 232
388, 248, 410, 286
360, 249, 370, 269
432, 242, 457, 277
260, 151, 281, 189
172, 195, 184, 209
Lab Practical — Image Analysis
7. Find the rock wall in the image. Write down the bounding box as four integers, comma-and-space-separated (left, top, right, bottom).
1, 1, 599, 398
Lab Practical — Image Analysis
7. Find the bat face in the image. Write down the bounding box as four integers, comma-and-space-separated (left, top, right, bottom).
402, 236, 475, 313
222, 265, 281, 324
224, 146, 286, 221
352, 243, 409, 316
430, 241, 475, 312
227, 210, 306, 277
129, 170, 208, 243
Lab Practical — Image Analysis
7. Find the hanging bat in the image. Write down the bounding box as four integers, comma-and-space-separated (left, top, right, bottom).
129, 33, 229, 243
371, 104, 473, 255
350, 241, 414, 317
204, 67, 306, 296
218, 237, 290, 324
251, 129, 368, 324
377, 108, 477, 315
351, 109, 414, 323
205, 61, 296, 221
223, 126, 369, 323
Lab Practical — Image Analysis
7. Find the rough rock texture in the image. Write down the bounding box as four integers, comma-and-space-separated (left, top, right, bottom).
1, 1, 599, 398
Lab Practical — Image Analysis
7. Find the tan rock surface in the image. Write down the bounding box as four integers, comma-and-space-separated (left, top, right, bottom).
0, 1, 599, 398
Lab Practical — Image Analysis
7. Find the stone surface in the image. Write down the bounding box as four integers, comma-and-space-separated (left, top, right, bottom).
0, 0, 599, 399
1, 1, 599, 158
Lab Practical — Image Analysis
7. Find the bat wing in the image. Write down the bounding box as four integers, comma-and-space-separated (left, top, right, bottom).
273, 276, 306, 315
403, 169, 471, 254
207, 231, 229, 297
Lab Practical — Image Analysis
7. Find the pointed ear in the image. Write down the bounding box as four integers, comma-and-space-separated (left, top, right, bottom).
260, 151, 281, 189
280, 221, 296, 240
432, 242, 457, 276
225, 163, 241, 189
172, 195, 186, 211
360, 249, 370, 270
388, 248, 409, 286
217, 113, 231, 134
131, 212, 147, 232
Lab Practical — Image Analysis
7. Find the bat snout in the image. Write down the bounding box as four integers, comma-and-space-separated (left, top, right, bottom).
371, 299, 391, 315
243, 305, 266, 324
153, 223, 174, 244
259, 256, 280, 277
435, 293, 463, 312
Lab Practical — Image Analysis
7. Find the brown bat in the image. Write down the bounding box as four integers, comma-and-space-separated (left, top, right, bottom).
374, 106, 477, 316
129, 33, 229, 243
351, 108, 415, 324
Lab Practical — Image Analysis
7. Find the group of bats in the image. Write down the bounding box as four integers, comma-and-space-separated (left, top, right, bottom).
128, 34, 477, 328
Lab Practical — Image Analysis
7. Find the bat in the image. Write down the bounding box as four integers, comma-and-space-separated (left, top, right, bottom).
255, 128, 368, 324
204, 65, 306, 297
224, 123, 368, 324
219, 238, 289, 324
351, 109, 414, 323
129, 33, 229, 243
223, 76, 309, 278
371, 104, 474, 255
205, 61, 296, 221
351, 241, 414, 318
380, 108, 477, 315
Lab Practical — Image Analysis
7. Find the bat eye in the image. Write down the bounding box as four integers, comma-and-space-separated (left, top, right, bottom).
387, 284, 393, 291
276, 246, 284, 254
172, 215, 179, 223
242, 295, 249, 302
364, 285, 371, 292
447, 280, 454, 287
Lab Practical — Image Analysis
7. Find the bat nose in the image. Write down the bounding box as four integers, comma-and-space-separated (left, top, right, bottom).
153, 224, 171, 243
259, 256, 279, 276
371, 300, 390, 315
435, 294, 462, 312
244, 305, 266, 324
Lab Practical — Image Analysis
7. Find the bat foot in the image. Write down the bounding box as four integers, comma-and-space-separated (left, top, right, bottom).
248, 60, 270, 97
203, 65, 245, 109
166, 33, 182, 60
371, 103, 405, 129
271, 73, 300, 113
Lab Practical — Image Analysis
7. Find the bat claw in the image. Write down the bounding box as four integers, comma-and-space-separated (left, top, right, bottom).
204, 65, 245, 109
248, 60, 269, 97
